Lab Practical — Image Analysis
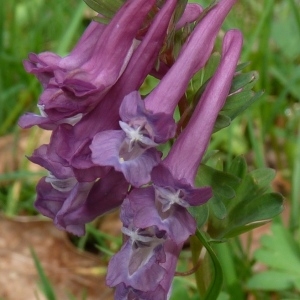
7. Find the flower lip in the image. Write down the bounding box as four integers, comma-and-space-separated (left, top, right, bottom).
119, 120, 158, 153
154, 185, 190, 213
45, 173, 77, 193
121, 226, 165, 249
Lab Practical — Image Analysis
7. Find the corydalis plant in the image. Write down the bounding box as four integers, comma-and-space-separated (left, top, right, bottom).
18, 0, 284, 299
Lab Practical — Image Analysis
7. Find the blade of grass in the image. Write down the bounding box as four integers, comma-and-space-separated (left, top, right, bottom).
56, 1, 86, 55
290, 121, 300, 233
241, 0, 274, 62
288, 0, 300, 35
247, 110, 266, 168
30, 247, 56, 300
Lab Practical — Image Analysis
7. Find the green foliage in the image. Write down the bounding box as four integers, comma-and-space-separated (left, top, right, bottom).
214, 65, 263, 132
188, 56, 263, 133
191, 156, 284, 240
247, 222, 300, 295
170, 277, 197, 300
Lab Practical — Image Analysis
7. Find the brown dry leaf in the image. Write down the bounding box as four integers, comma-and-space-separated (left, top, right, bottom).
0, 215, 114, 300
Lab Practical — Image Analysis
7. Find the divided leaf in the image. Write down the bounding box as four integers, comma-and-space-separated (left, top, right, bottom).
213, 65, 263, 132
247, 223, 300, 292
192, 156, 284, 240
194, 163, 240, 221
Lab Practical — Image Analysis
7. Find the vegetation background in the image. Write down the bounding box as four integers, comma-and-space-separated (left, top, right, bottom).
0, 0, 300, 299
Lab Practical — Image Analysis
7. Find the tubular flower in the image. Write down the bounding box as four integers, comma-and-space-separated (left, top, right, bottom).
129, 165, 212, 245
91, 91, 175, 187
163, 29, 243, 184
41, 0, 178, 183
19, 0, 156, 129
30, 145, 129, 236
18, 0, 248, 298
90, 0, 238, 187
108, 28, 243, 299
145, 0, 238, 115
19, 0, 179, 238
106, 198, 181, 299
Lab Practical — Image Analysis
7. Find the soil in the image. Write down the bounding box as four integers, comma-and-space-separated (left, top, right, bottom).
0, 215, 114, 300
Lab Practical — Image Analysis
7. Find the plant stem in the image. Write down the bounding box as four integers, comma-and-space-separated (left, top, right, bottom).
213, 242, 244, 299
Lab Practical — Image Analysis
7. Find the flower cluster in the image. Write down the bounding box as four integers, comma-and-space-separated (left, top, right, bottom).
19, 0, 242, 299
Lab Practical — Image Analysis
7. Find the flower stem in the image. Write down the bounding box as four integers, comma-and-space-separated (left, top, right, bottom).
191, 230, 223, 300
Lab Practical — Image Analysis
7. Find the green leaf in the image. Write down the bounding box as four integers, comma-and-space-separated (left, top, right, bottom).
228, 156, 247, 179
223, 90, 263, 121
213, 114, 231, 132
188, 53, 220, 100
194, 164, 240, 222
92, 15, 110, 24
230, 71, 258, 93
255, 223, 300, 274
247, 223, 300, 292
200, 157, 283, 240
224, 193, 284, 238
188, 203, 209, 229
209, 197, 227, 220
216, 292, 230, 300
247, 271, 299, 291
170, 276, 197, 300
196, 164, 240, 196
235, 61, 250, 72
213, 67, 262, 132
223, 90, 254, 111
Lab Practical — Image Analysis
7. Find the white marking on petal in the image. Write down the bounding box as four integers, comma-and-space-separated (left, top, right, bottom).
155, 186, 190, 212
121, 227, 163, 247
45, 173, 77, 192
58, 113, 83, 126
119, 121, 158, 150
37, 104, 47, 117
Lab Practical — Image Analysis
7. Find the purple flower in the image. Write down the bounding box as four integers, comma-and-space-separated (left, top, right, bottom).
176, 3, 203, 30
19, 0, 180, 237
107, 198, 181, 299
90, 91, 175, 187
35, 169, 129, 236
106, 199, 167, 290
90, 0, 238, 188
145, 0, 238, 116
29, 144, 128, 236
39, 0, 178, 182
128, 165, 212, 245
114, 283, 167, 300
19, 0, 156, 129
106, 24, 243, 300
164, 29, 243, 184
128, 29, 243, 242
23, 21, 105, 88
